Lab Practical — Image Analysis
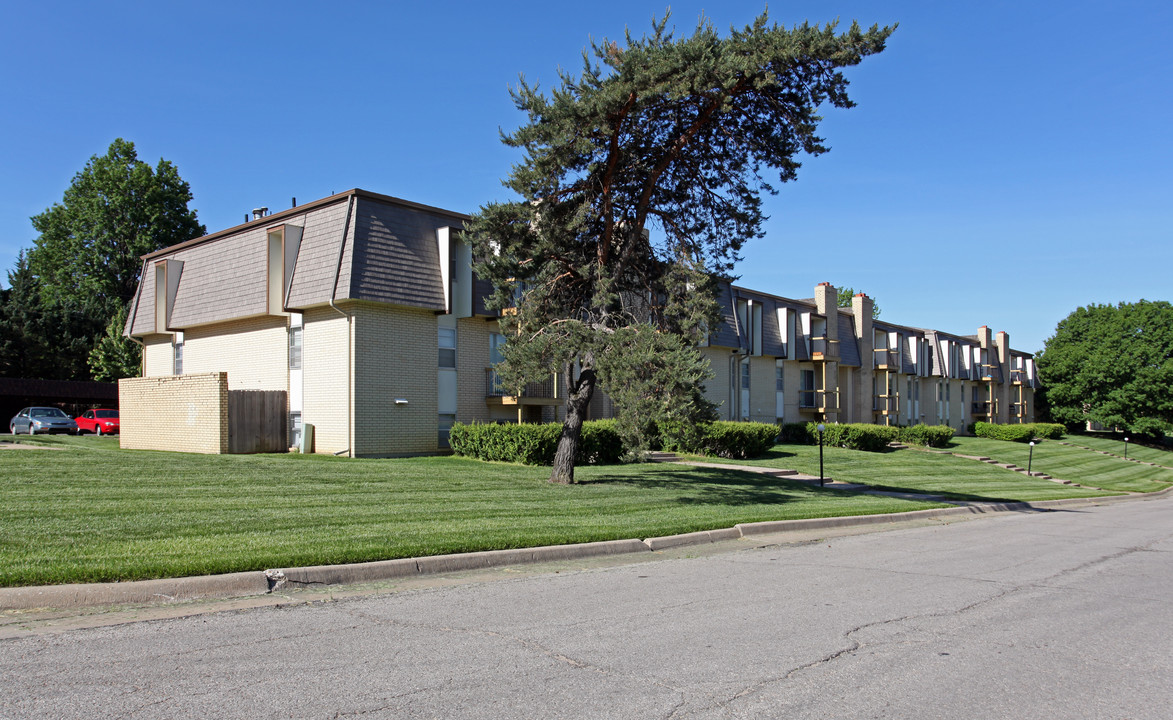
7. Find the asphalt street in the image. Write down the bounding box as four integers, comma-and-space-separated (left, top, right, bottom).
2, 495, 1170, 719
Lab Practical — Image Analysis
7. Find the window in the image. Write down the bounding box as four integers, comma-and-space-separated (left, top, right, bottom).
289, 326, 302, 370
800, 369, 816, 408
289, 412, 302, 448
173, 332, 184, 375
775, 362, 785, 420
739, 359, 750, 420
438, 413, 456, 448
438, 327, 456, 368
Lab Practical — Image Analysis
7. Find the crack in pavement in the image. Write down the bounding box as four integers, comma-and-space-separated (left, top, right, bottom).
345, 607, 686, 698
685, 532, 1173, 716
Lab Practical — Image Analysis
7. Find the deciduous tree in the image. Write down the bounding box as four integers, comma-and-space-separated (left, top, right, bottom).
24, 138, 204, 380
469, 11, 894, 482
837, 286, 881, 319
1037, 300, 1173, 439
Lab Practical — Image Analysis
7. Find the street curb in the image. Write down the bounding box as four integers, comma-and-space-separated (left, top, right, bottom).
1, 492, 1164, 612
0, 571, 268, 611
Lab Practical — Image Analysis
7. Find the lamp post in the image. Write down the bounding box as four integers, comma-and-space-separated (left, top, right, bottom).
1124, 436, 1129, 461
1028, 440, 1035, 475
817, 423, 826, 487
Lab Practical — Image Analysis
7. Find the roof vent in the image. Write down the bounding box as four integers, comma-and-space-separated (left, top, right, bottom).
252, 207, 269, 220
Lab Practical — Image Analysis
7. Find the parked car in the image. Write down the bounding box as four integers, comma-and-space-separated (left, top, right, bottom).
75, 408, 120, 435
9, 407, 79, 435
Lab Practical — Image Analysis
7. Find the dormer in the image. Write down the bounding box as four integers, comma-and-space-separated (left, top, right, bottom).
153, 259, 183, 334
735, 296, 763, 355
437, 226, 472, 318
267, 224, 303, 315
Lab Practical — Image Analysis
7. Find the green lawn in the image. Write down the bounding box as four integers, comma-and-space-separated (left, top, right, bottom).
0, 435, 943, 587
1057, 434, 1173, 467
687, 442, 1127, 503
946, 437, 1173, 493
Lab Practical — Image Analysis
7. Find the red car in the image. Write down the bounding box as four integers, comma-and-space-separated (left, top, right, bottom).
75, 408, 120, 435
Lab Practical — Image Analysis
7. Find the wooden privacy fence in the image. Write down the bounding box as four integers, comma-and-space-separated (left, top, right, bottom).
228, 390, 287, 454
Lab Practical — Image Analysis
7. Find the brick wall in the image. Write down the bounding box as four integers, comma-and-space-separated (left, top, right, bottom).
118, 373, 228, 454
456, 316, 493, 424
302, 307, 351, 455
352, 303, 438, 456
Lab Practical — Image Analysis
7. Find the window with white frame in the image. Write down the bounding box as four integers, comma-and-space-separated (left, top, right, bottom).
173, 331, 184, 375
438, 326, 456, 368
289, 326, 302, 370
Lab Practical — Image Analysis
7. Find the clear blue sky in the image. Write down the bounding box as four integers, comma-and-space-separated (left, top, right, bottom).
2, 1, 1170, 354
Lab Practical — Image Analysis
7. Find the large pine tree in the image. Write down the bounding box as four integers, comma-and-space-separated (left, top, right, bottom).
469, 11, 895, 483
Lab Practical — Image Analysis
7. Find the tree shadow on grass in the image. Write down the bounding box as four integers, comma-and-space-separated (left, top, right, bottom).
578, 464, 882, 507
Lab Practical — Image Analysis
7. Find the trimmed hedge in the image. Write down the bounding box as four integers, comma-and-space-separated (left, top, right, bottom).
897, 424, 955, 448
777, 422, 954, 451
449, 420, 624, 465
659, 421, 778, 459
778, 422, 897, 452
972, 421, 1065, 443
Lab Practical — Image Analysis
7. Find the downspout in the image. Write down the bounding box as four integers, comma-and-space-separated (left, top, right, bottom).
328, 195, 355, 457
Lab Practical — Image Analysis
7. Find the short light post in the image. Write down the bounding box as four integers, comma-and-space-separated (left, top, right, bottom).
1028, 440, 1035, 475
1124, 436, 1129, 461
817, 423, 826, 487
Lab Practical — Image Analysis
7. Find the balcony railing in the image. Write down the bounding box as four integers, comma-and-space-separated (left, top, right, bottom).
873, 395, 898, 414
799, 389, 838, 411
971, 401, 991, 416
811, 336, 840, 359
873, 348, 899, 369
1011, 402, 1027, 417
486, 369, 558, 400
1010, 369, 1028, 385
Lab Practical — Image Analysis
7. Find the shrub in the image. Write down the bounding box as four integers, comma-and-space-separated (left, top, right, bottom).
1130, 417, 1171, 444
821, 423, 899, 452
696, 421, 779, 459
897, 424, 955, 448
972, 421, 1064, 443
778, 422, 814, 444
777, 422, 904, 452
659, 420, 778, 459
449, 421, 624, 465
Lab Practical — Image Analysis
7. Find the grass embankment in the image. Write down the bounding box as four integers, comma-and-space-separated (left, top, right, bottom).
687, 442, 1131, 502
1057, 434, 1173, 467
947, 437, 1173, 493
0, 435, 942, 587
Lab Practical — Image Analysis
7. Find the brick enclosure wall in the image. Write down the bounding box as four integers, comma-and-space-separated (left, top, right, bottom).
119, 373, 228, 454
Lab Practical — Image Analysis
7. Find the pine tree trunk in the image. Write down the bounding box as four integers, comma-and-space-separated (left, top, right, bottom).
550, 358, 596, 484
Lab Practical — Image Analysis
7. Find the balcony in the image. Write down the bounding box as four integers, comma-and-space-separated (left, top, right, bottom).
485, 369, 561, 406
1010, 402, 1027, 418
873, 348, 899, 370
799, 389, 838, 413
980, 363, 996, 381
873, 394, 898, 415
970, 401, 991, 416
811, 336, 840, 361
1010, 369, 1028, 385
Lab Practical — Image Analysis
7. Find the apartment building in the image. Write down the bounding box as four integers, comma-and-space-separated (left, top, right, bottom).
122, 189, 1036, 456
703, 282, 1039, 432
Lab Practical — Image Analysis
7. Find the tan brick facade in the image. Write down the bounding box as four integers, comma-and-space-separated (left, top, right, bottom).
351, 303, 439, 456
118, 373, 229, 454
302, 306, 352, 455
